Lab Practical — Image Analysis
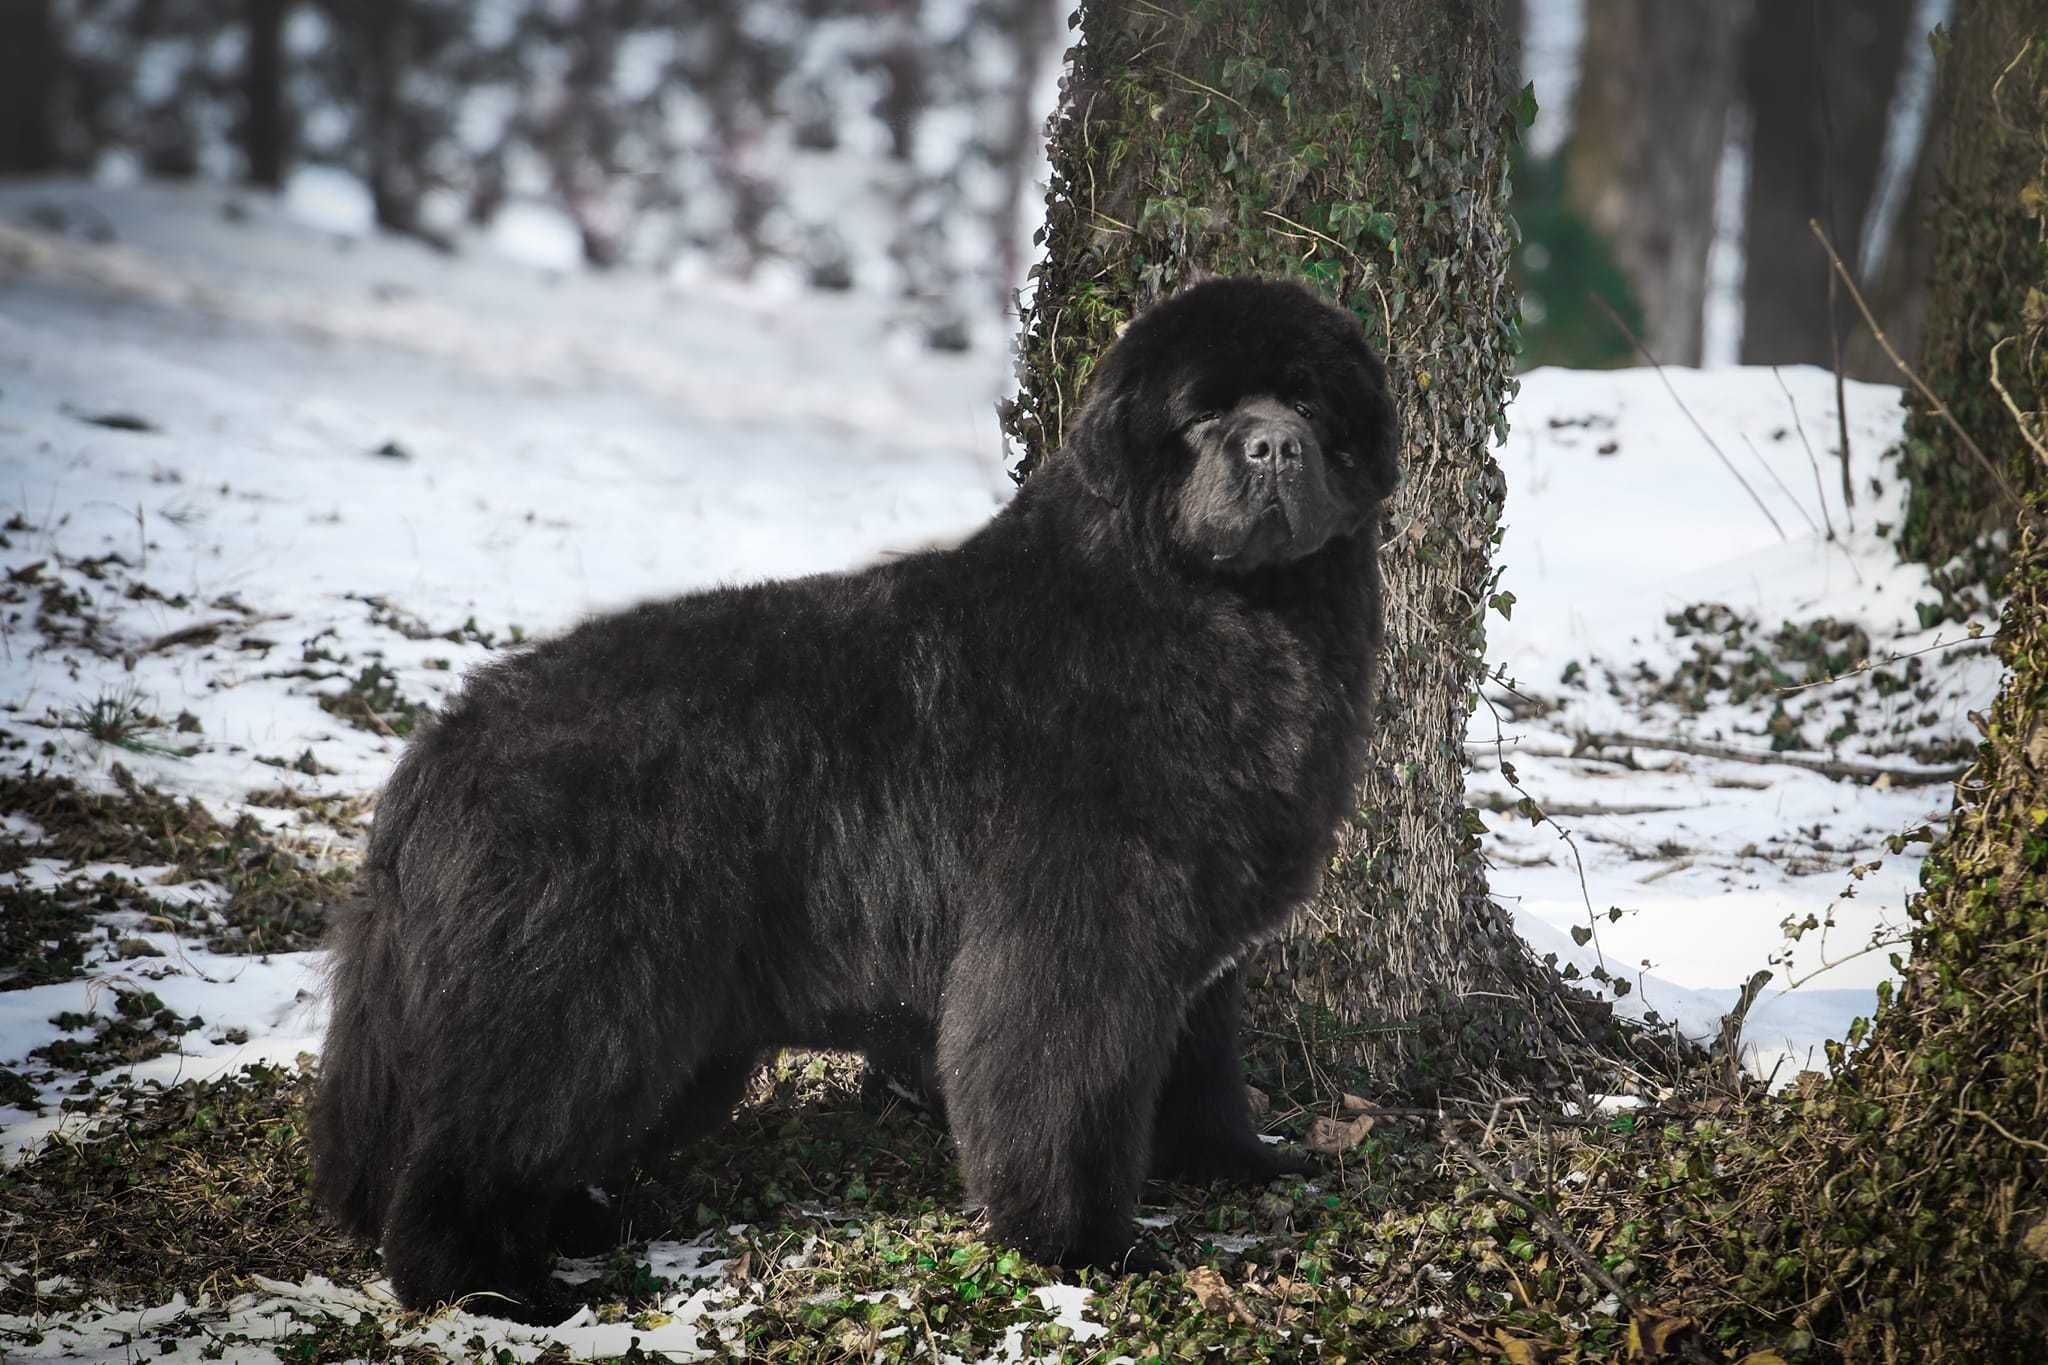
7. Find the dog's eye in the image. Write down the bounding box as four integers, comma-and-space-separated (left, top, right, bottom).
1184, 410, 1222, 431
1293, 401, 1317, 420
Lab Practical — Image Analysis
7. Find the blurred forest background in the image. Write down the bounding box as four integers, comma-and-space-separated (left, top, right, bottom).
1514, 0, 1950, 373
0, 0, 1952, 374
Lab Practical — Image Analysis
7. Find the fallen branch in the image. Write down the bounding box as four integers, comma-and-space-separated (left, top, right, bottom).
1469, 796, 1689, 819
138, 619, 240, 654
1809, 219, 2023, 511
1713, 969, 1776, 1091
1577, 731, 1970, 786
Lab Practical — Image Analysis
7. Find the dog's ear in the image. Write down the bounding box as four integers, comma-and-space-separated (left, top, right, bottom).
1343, 342, 1402, 502
1059, 358, 1134, 505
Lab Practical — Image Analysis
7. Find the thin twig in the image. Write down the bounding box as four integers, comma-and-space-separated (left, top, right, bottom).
1960, 1107, 2048, 1156
1808, 219, 2024, 510
1827, 264, 1856, 515
1260, 210, 1365, 267
1988, 335, 2048, 469
1590, 292, 1787, 541
1773, 631, 1993, 696
1739, 433, 1821, 535
1779, 930, 1913, 992
1577, 730, 1970, 786
1772, 366, 1840, 542
1481, 691, 1606, 970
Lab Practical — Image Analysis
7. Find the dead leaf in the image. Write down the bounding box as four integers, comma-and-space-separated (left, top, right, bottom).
1494, 1328, 1552, 1364
1244, 1085, 1271, 1118
1339, 1092, 1371, 1114
1734, 1353, 1790, 1365
1305, 1111, 1375, 1154
1185, 1265, 1252, 1323
1627, 1311, 1692, 1360
2021, 1215, 2048, 1261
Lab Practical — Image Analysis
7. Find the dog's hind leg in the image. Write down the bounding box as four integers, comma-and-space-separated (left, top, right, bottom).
1148, 965, 1308, 1184
648, 1048, 762, 1157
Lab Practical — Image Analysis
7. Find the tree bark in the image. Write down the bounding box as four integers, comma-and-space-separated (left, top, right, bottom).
1842, 46, 1945, 384
1896, 0, 2048, 567
1739, 0, 1911, 367
0, 0, 60, 174
1006, 0, 1638, 1096
1567, 0, 1752, 366
244, 0, 289, 188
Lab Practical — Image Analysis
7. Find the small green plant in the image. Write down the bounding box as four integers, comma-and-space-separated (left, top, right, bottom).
61, 688, 192, 757
318, 663, 426, 737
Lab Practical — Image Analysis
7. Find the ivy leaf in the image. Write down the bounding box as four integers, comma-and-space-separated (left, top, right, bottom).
1510, 81, 1539, 131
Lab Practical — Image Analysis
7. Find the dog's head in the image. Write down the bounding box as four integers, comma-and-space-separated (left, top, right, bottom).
1063, 277, 1401, 573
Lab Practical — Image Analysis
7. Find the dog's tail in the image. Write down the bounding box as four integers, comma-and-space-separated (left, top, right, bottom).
309, 862, 412, 1240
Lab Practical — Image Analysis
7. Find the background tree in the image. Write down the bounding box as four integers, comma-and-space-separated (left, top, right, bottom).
1739, 0, 1912, 368
243, 0, 290, 188
0, 0, 60, 175
1565, 0, 1752, 365
1516, 1, 1942, 373
1005, 0, 1639, 1096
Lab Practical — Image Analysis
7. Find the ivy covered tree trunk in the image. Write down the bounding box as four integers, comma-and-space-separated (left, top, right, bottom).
1739, 13, 2048, 1354
1004, 0, 1628, 1094
1897, 0, 2048, 575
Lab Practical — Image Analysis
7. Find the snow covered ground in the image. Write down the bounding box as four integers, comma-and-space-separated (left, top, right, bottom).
0, 180, 2002, 1353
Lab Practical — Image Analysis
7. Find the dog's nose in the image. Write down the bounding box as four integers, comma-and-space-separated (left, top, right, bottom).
1244, 426, 1302, 464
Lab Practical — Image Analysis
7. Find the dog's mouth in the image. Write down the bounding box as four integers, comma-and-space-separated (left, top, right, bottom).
1212, 500, 1296, 567
1212, 476, 1357, 569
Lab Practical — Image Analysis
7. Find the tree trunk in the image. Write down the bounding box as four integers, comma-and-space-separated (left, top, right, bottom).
1896, 0, 2048, 570
1841, 40, 1945, 384
1741, 11, 2048, 1352
1739, 0, 1910, 367
0, 0, 60, 174
1004, 0, 1636, 1095
244, 0, 289, 188
346, 0, 427, 239
1566, 0, 1751, 366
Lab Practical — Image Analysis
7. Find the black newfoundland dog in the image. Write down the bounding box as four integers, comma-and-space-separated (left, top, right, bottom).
312, 276, 1400, 1317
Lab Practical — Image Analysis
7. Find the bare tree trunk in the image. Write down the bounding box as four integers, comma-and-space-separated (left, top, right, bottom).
1566, 0, 1752, 365
870, 0, 925, 164
1739, 0, 1911, 366
1007, 0, 1640, 1096
244, 0, 289, 188
986, 0, 1061, 311
0, 0, 59, 174
549, 0, 627, 268
1842, 64, 1943, 382
345, 0, 428, 240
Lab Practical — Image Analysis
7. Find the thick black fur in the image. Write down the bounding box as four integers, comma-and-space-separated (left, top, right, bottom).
311, 277, 1400, 1319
